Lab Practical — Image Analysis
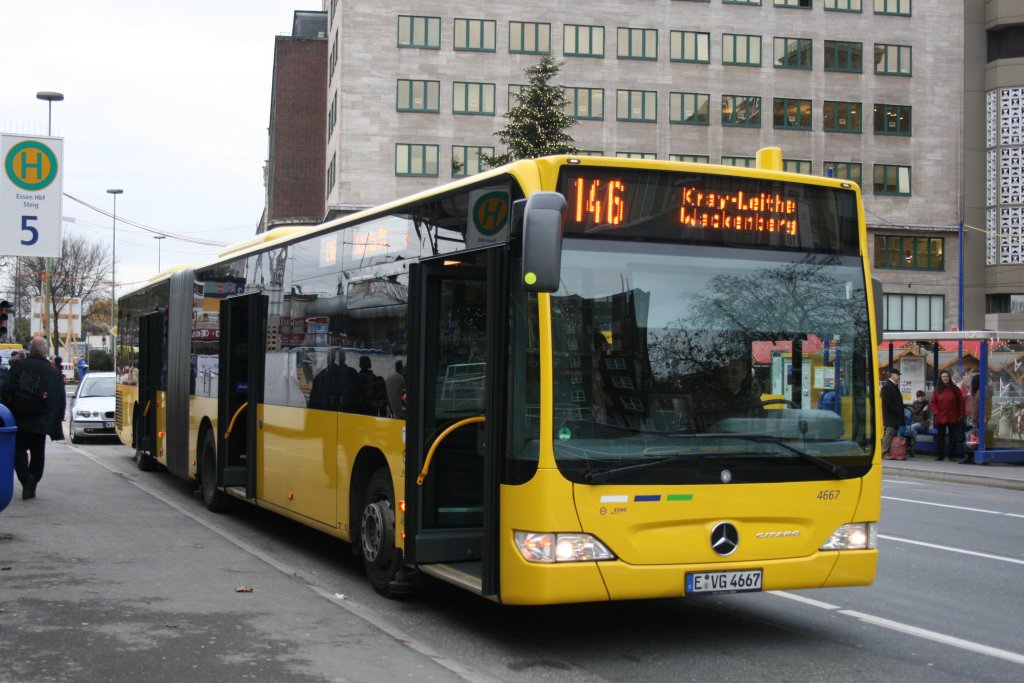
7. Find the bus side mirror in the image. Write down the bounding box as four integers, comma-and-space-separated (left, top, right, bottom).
521, 192, 567, 293
872, 277, 883, 345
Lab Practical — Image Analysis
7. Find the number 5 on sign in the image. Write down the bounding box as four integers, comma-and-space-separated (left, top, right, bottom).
0, 134, 64, 257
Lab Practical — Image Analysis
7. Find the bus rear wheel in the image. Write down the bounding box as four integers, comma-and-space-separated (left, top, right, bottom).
360, 467, 400, 595
200, 429, 230, 512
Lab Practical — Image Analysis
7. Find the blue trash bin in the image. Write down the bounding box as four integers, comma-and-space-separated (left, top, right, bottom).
0, 403, 16, 513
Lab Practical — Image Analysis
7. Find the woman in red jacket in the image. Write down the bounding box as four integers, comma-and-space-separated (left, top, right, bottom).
929, 370, 966, 462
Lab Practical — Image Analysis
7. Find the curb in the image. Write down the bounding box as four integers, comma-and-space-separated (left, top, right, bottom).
882, 464, 1024, 492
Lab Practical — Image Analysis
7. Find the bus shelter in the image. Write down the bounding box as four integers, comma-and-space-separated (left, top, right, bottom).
881, 331, 1024, 464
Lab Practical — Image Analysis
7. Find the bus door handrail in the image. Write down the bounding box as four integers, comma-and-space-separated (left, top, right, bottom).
224, 402, 249, 440
416, 415, 485, 486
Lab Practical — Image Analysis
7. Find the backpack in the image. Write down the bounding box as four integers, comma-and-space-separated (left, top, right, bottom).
12, 364, 49, 414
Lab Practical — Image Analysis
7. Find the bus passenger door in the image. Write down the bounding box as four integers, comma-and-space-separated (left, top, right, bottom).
217, 294, 267, 499
136, 309, 164, 460
405, 248, 507, 598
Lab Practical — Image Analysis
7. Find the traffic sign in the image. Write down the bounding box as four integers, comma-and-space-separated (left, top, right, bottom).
1, 134, 64, 257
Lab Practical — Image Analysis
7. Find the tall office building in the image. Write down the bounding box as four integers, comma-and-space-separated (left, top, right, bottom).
319, 1, 994, 332
966, 1, 1024, 331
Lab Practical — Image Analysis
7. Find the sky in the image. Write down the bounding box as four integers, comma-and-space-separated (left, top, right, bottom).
1, 0, 322, 300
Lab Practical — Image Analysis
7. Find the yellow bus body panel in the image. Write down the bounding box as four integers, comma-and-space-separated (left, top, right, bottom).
499, 467, 610, 605
260, 404, 405, 540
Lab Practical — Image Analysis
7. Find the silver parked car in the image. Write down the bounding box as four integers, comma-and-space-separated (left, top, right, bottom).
69, 371, 116, 444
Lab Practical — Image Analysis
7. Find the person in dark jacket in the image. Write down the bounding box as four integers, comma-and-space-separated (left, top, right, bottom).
929, 370, 966, 462
0, 336, 66, 499
904, 390, 931, 456
880, 366, 905, 460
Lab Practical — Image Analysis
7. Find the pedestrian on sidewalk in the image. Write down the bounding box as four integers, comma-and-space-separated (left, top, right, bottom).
929, 370, 966, 462
905, 389, 931, 457
0, 336, 66, 499
880, 366, 905, 460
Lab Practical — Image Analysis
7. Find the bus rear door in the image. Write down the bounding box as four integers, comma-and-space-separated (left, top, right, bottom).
216, 293, 267, 500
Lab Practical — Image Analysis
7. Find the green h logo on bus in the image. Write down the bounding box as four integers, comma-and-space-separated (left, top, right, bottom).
472, 191, 509, 236
5, 140, 59, 191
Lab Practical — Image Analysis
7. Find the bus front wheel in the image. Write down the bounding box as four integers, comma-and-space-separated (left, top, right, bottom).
360, 467, 400, 595
200, 429, 230, 512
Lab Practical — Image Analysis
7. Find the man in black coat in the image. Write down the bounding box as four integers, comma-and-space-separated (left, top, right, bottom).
0, 336, 66, 499
880, 366, 905, 460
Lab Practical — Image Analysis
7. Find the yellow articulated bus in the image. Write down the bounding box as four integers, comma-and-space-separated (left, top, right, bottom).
116, 149, 882, 605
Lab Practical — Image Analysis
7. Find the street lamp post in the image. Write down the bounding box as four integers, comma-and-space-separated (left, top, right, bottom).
154, 235, 166, 272
36, 91, 63, 353
107, 189, 123, 355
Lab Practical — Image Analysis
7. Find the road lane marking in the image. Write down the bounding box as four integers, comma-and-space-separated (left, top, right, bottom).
879, 534, 1024, 566
72, 446, 501, 683
774, 592, 1024, 666
883, 495, 1018, 516
882, 478, 926, 485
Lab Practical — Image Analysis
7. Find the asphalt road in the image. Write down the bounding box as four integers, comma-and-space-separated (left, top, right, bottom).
2, 440, 1022, 682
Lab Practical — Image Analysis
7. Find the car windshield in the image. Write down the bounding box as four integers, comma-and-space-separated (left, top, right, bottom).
546, 239, 875, 485
80, 377, 115, 398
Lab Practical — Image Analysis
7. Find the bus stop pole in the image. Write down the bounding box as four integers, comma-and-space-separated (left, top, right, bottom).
957, 221, 964, 380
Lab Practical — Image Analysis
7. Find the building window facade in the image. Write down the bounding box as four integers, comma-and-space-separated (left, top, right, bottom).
824, 40, 862, 72
453, 82, 496, 115
773, 98, 812, 130
396, 144, 439, 177
509, 21, 550, 54
454, 18, 496, 52
723, 34, 762, 66
670, 92, 711, 125
617, 27, 658, 60
874, 43, 912, 75
397, 79, 440, 113
397, 15, 441, 49
670, 154, 710, 163
874, 103, 912, 135
452, 145, 494, 177
784, 159, 812, 174
670, 30, 710, 63
883, 294, 944, 332
616, 151, 657, 159
722, 95, 762, 127
874, 0, 911, 16
774, 37, 812, 69
565, 24, 605, 57
722, 156, 756, 167
824, 101, 862, 132
775, 0, 812, 7
617, 89, 658, 122
874, 164, 911, 195
875, 235, 943, 270
825, 0, 861, 10
565, 87, 604, 120
823, 161, 863, 183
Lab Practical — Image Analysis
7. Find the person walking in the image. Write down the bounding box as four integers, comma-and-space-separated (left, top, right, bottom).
929, 370, 966, 462
0, 336, 66, 499
880, 366, 905, 460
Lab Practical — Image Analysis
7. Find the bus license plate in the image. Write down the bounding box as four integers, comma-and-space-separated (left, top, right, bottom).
686, 569, 762, 594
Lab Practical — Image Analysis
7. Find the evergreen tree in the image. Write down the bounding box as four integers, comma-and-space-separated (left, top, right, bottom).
481, 55, 578, 168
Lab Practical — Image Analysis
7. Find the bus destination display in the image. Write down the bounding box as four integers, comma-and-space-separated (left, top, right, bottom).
570, 175, 798, 236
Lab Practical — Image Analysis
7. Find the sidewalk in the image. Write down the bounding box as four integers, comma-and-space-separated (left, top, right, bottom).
0, 443, 471, 683
882, 453, 1024, 491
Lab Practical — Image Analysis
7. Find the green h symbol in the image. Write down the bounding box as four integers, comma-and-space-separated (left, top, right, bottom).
19, 149, 44, 181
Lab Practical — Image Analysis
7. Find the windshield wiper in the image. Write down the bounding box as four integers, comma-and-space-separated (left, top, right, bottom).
584, 455, 689, 484
705, 433, 850, 479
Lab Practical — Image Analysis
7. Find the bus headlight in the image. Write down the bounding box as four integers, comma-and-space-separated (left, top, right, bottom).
514, 531, 615, 563
820, 522, 877, 551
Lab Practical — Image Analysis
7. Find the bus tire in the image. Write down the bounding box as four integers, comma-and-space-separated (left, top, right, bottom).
360, 467, 400, 595
200, 429, 230, 512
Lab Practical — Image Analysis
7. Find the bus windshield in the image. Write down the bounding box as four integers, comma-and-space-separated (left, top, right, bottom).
548, 239, 874, 485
